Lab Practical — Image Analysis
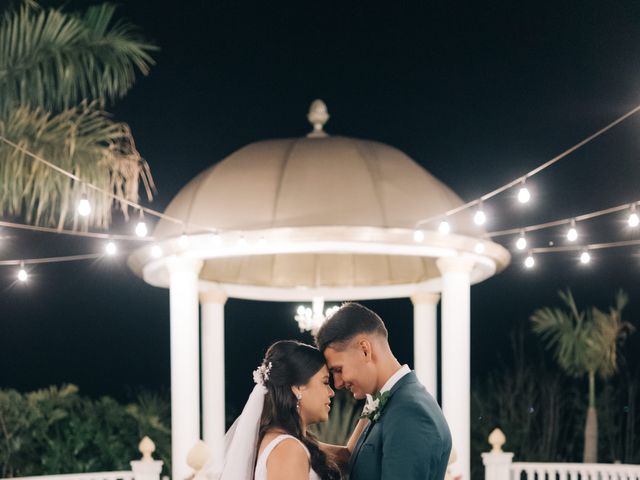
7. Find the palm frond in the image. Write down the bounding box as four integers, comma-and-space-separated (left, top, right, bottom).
0, 1, 157, 113
531, 290, 634, 381
0, 103, 154, 228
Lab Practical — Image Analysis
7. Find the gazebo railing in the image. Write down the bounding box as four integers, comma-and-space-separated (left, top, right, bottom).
510, 462, 640, 480
482, 429, 640, 480
0, 438, 163, 480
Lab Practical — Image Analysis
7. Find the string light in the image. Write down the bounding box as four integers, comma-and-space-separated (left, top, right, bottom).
135, 211, 148, 238
413, 229, 424, 242
580, 249, 591, 264
77, 193, 91, 217
179, 234, 189, 248
566, 219, 578, 242
438, 221, 451, 235
524, 253, 535, 269
517, 180, 531, 204
474, 204, 486, 225
17, 262, 27, 282
105, 241, 117, 255
628, 205, 639, 228
516, 232, 527, 250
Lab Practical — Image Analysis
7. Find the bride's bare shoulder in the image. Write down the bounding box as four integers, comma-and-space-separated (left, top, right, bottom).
266, 437, 309, 475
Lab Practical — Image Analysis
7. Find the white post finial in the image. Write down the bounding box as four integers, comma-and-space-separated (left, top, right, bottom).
139, 436, 156, 461
307, 99, 329, 138
488, 428, 506, 453
131, 437, 163, 480
187, 440, 211, 475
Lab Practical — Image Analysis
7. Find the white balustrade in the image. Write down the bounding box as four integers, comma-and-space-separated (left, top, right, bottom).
483, 429, 640, 480
1, 437, 162, 480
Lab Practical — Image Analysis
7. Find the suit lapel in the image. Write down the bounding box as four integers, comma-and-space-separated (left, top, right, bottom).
349, 373, 419, 471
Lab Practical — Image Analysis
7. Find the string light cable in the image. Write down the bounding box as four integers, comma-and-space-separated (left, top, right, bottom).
414, 102, 640, 228
486, 200, 640, 238
0, 135, 217, 234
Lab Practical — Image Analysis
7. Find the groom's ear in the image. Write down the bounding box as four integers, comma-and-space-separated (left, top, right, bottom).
357, 338, 373, 362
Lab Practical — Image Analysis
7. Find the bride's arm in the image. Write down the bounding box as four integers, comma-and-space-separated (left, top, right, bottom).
319, 418, 369, 466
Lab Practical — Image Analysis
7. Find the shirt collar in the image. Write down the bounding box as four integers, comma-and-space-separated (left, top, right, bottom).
380, 364, 411, 394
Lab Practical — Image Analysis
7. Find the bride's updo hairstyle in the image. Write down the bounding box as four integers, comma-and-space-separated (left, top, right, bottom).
258, 340, 341, 480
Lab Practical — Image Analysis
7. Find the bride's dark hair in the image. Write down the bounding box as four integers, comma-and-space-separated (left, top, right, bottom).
258, 340, 341, 480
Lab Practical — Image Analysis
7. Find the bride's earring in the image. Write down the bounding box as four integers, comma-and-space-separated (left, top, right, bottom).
296, 393, 302, 412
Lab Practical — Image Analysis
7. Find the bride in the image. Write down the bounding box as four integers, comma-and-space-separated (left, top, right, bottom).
218, 340, 366, 480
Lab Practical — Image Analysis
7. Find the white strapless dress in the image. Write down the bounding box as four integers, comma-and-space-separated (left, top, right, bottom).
254, 434, 321, 480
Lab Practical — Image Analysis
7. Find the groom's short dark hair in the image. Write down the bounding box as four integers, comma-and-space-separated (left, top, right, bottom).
315, 302, 388, 352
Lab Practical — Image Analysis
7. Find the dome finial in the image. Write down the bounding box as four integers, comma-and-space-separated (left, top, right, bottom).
307, 99, 329, 138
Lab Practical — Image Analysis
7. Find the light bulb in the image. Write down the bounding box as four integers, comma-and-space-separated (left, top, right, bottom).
438, 221, 451, 235
237, 236, 247, 247
516, 235, 527, 250
580, 251, 591, 264
524, 255, 535, 269
77, 194, 91, 217
105, 242, 117, 255
413, 229, 424, 242
17, 267, 28, 282
211, 232, 222, 245
629, 212, 639, 228
135, 221, 148, 238
567, 226, 578, 242
151, 245, 162, 258
474, 209, 486, 225
179, 234, 189, 248
474, 242, 485, 254
296, 305, 306, 315
518, 187, 531, 204
258, 236, 267, 246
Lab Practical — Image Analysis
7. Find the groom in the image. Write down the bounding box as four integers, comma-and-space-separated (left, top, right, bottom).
316, 302, 452, 480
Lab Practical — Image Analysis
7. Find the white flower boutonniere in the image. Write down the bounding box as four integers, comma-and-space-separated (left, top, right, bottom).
360, 391, 391, 423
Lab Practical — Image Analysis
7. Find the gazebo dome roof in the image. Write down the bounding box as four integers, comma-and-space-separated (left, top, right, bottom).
154, 135, 481, 239
129, 101, 510, 300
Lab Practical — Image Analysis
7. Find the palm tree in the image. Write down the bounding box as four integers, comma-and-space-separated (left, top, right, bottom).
531, 290, 633, 463
0, 1, 157, 229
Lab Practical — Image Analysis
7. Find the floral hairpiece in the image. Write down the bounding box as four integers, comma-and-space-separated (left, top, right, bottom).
253, 361, 273, 386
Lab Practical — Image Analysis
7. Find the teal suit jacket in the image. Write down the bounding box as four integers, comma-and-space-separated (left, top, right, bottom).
349, 371, 452, 480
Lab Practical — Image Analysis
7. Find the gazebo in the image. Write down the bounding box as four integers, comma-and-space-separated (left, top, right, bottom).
129, 100, 510, 480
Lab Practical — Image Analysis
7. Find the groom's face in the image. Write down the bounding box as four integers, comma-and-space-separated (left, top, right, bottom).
323, 339, 377, 400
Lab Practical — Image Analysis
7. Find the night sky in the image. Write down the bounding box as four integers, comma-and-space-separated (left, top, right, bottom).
1, 1, 640, 420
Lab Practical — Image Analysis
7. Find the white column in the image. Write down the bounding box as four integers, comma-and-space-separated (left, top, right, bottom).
200, 289, 227, 474
437, 256, 475, 480
410, 292, 440, 399
167, 257, 203, 480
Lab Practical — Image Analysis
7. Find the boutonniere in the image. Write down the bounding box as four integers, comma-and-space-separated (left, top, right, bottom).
360, 391, 391, 423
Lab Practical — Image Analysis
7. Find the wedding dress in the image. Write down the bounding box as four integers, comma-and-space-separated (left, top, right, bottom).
254, 434, 321, 480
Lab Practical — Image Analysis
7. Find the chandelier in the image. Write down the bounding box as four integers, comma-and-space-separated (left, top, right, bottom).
294, 297, 339, 335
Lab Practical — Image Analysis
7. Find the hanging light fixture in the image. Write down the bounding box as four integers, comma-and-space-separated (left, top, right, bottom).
517, 179, 531, 204
566, 219, 578, 242
473, 203, 486, 225
77, 193, 91, 217
524, 253, 535, 269
294, 297, 337, 335
105, 241, 117, 255
135, 210, 148, 238
17, 262, 28, 282
628, 205, 639, 228
580, 249, 591, 264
